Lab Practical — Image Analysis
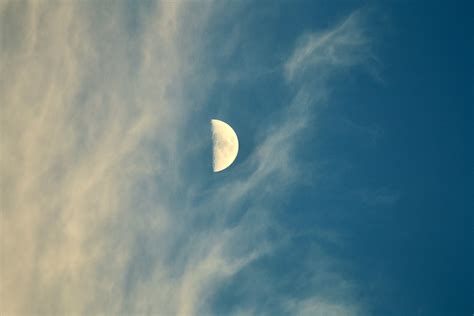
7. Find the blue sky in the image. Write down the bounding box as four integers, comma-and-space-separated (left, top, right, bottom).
1, 1, 472, 315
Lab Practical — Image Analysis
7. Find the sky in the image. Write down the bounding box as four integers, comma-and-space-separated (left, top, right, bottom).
1, 1, 472, 315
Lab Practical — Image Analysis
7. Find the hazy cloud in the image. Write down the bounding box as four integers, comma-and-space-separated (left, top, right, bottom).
285, 10, 370, 82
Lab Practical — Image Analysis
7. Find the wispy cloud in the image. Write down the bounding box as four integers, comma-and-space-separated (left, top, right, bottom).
285, 10, 371, 82
1, 2, 373, 315
285, 298, 361, 316
1, 1, 210, 313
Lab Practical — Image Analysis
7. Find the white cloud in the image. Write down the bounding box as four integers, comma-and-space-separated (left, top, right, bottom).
286, 298, 361, 316
1, 1, 208, 314
285, 10, 370, 82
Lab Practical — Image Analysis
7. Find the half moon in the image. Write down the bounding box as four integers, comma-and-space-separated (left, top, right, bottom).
211, 119, 239, 172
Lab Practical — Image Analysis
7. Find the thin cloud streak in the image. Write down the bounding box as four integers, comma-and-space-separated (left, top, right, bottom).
285, 10, 370, 82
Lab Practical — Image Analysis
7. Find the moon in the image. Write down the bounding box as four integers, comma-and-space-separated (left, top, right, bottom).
211, 119, 239, 172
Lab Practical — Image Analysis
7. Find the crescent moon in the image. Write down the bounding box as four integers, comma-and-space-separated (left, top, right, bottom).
211, 119, 239, 172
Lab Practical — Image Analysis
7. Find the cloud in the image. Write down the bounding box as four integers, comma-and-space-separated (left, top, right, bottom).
1, 1, 207, 314
285, 298, 361, 316
1, 2, 372, 315
285, 10, 370, 82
